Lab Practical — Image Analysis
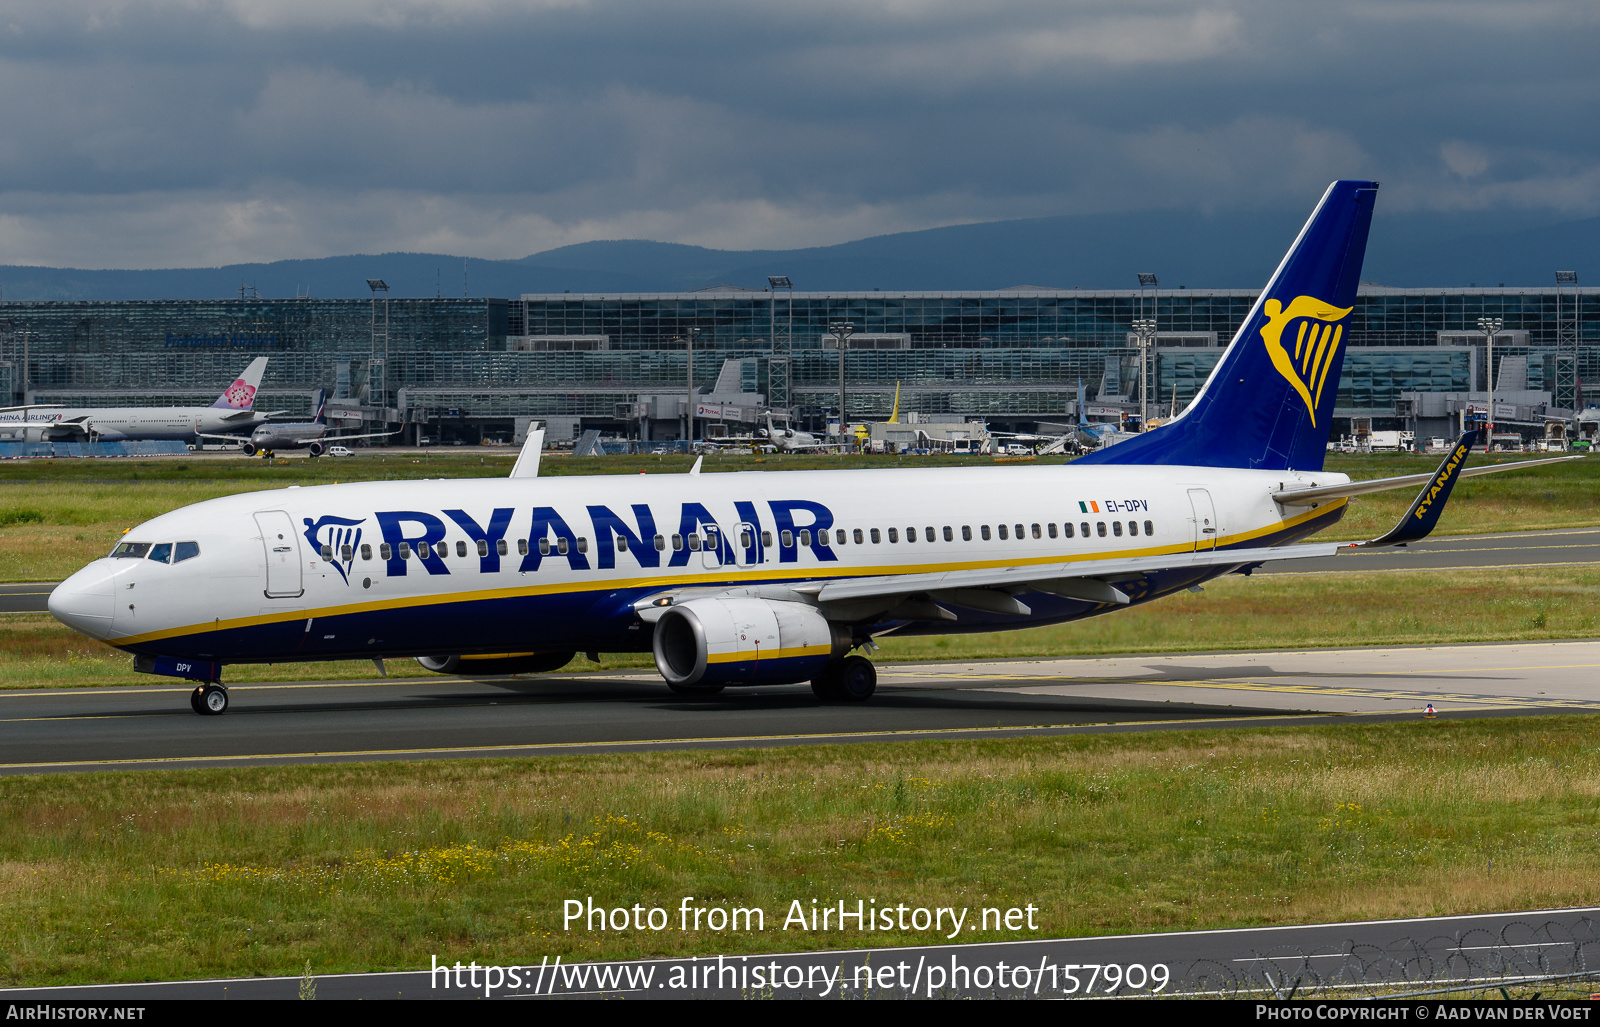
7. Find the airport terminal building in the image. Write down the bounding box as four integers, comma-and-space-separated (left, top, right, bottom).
1, 285, 1595, 443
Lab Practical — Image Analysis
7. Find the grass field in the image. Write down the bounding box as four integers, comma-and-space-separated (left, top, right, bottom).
0, 449, 1592, 582
4, 565, 1597, 689
4, 717, 1600, 986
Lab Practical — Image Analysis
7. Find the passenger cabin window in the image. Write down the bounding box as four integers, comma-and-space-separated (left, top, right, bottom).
381, 543, 393, 560
981, 525, 991, 541
943, 526, 953, 542
538, 538, 551, 556
1063, 523, 1074, 538
556, 538, 569, 555
1144, 520, 1154, 535
477, 540, 489, 558
319, 544, 333, 561
112, 542, 151, 559
341, 544, 353, 562
654, 534, 666, 551
904, 527, 916, 543
1015, 523, 1025, 539
1080, 522, 1090, 537
926, 527, 936, 542
853, 528, 864, 544
517, 539, 529, 556
962, 525, 972, 541
688, 534, 701, 551
781, 530, 794, 547
496, 539, 508, 557
615, 535, 628, 553
418, 542, 432, 560
888, 528, 899, 543
1047, 523, 1058, 539
457, 540, 469, 558
799, 529, 812, 546
870, 528, 881, 544
1032, 523, 1042, 539
1112, 521, 1123, 537
762, 531, 774, 547
740, 530, 752, 548
148, 542, 174, 563
998, 524, 1008, 540
836, 529, 847, 545
399, 542, 412, 559
1096, 522, 1106, 537
1127, 521, 1138, 536
361, 543, 372, 560
175, 541, 200, 563
671, 534, 684, 551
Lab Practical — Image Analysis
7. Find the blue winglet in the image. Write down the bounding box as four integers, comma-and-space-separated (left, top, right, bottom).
1077, 180, 1378, 472
1362, 430, 1481, 547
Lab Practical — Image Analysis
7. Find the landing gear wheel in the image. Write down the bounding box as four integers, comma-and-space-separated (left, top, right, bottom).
189, 687, 204, 715
197, 683, 229, 716
667, 681, 725, 696
810, 668, 843, 700
836, 656, 876, 702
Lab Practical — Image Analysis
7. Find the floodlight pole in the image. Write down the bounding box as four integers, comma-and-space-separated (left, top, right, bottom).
1132, 318, 1156, 430
1477, 316, 1503, 447
829, 322, 854, 442
685, 327, 700, 443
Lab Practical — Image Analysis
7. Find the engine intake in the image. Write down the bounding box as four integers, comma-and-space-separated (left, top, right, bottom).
652, 597, 846, 687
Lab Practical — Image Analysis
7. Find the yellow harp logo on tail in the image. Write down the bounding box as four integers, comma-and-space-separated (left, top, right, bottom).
1259, 295, 1353, 427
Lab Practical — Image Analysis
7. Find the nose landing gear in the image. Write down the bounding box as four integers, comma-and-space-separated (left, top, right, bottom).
189, 683, 229, 716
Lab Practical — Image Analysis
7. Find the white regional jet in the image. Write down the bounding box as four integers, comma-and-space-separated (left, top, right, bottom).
0, 357, 273, 443
48, 181, 1577, 715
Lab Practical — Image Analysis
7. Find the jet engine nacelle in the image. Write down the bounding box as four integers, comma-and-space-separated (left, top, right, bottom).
652, 597, 846, 688
307, 441, 325, 457
416, 652, 575, 676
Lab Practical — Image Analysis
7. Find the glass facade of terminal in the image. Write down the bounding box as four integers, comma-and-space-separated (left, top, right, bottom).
1, 288, 1594, 432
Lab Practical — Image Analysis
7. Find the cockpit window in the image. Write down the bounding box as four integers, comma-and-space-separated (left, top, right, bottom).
111, 542, 151, 559
147, 542, 173, 563
174, 541, 201, 563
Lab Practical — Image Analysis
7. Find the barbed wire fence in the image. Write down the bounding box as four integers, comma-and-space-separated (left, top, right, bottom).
1183, 917, 1600, 1000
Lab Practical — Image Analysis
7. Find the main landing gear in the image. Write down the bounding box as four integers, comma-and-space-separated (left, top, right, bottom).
811, 655, 876, 702
189, 683, 229, 716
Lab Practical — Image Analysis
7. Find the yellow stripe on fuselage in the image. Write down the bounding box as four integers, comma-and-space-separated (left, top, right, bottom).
110, 500, 1345, 648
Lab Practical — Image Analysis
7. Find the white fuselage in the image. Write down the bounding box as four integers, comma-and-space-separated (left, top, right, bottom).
0, 406, 265, 442
48, 463, 1349, 664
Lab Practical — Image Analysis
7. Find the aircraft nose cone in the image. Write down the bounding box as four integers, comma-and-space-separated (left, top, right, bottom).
49, 563, 117, 639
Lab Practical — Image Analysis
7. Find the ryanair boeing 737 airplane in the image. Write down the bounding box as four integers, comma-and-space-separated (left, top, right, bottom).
47, 181, 1577, 715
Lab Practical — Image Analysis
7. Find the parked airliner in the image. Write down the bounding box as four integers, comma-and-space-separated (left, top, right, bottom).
0, 358, 273, 443
202, 388, 398, 457
48, 181, 1576, 715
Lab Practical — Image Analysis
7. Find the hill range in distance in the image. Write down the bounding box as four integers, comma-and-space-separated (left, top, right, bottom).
0, 206, 1593, 301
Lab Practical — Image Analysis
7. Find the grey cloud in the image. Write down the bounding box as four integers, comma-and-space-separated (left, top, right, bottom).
0, 0, 1592, 267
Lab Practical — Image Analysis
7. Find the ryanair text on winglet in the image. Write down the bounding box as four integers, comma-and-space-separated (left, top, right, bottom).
1412, 441, 1472, 522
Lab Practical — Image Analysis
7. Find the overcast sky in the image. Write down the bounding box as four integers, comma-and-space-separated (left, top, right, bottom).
0, 0, 1595, 269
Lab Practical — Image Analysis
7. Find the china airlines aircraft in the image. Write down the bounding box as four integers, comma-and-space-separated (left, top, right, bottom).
0, 357, 273, 442
48, 181, 1574, 715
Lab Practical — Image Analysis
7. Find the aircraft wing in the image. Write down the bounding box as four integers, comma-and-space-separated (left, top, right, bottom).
322, 429, 402, 442
218, 409, 264, 421
196, 432, 251, 442
634, 432, 1520, 623
1275, 452, 1581, 504
634, 541, 1345, 623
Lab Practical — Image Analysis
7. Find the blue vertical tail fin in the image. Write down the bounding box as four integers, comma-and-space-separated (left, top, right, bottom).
312, 388, 328, 425
1077, 180, 1378, 471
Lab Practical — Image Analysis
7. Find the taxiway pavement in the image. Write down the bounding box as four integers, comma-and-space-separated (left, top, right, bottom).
3, 639, 1597, 775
